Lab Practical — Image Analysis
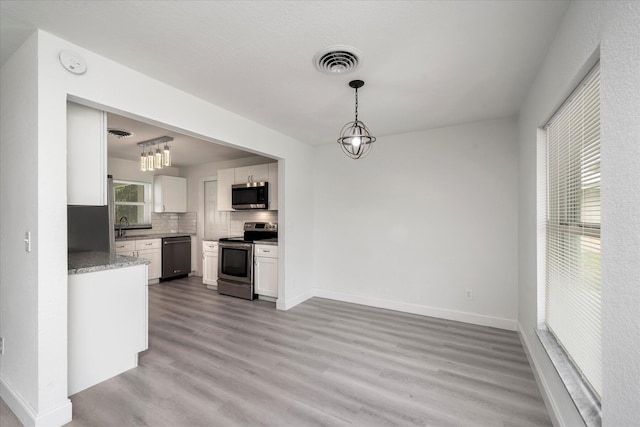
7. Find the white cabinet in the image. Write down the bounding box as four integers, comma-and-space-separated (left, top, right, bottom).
202, 241, 218, 289
268, 162, 278, 211
114, 240, 136, 257
68, 264, 147, 395
67, 102, 107, 206
217, 162, 278, 211
235, 164, 269, 184
115, 238, 161, 282
254, 244, 278, 299
154, 175, 187, 213
216, 168, 235, 211
135, 239, 162, 281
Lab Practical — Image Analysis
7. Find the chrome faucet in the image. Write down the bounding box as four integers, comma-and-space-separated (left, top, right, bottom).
118, 216, 129, 238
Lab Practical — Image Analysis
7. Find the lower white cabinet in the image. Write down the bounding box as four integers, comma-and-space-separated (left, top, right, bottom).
115, 238, 162, 282
202, 241, 218, 288
254, 244, 278, 298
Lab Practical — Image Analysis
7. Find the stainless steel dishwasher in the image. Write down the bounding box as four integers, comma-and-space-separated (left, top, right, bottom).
161, 235, 191, 280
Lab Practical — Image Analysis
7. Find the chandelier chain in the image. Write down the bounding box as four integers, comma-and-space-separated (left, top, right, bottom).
354, 87, 359, 122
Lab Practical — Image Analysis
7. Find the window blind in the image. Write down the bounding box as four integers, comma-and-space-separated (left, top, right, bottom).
545, 63, 601, 399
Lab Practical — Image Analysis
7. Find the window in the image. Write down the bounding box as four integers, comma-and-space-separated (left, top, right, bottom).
114, 180, 151, 226
545, 63, 601, 399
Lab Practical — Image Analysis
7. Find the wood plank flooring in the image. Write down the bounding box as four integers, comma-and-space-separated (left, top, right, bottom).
2, 276, 552, 426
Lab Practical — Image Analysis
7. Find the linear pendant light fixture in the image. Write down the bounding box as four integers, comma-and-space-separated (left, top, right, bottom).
337, 80, 376, 159
137, 136, 173, 171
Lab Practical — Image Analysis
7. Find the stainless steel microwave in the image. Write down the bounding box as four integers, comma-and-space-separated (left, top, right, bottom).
231, 182, 269, 210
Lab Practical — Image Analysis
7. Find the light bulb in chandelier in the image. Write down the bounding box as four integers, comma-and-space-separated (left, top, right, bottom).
147, 150, 154, 171
140, 149, 147, 172
155, 146, 163, 169
163, 144, 171, 167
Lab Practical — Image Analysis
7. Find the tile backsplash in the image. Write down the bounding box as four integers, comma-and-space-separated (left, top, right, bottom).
204, 210, 278, 239
229, 211, 278, 236
125, 212, 197, 236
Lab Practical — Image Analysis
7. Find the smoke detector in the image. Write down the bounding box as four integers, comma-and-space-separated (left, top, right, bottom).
313, 46, 362, 75
108, 129, 134, 139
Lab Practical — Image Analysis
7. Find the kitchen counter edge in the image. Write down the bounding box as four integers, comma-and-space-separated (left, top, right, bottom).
115, 233, 193, 241
68, 251, 149, 275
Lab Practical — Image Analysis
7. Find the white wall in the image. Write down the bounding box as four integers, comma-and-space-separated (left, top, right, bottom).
517, 1, 640, 426
0, 30, 314, 426
313, 117, 519, 330
0, 33, 67, 425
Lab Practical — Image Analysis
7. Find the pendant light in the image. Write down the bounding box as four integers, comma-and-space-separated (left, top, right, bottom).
147, 149, 155, 171
137, 136, 174, 171
155, 146, 163, 169
163, 143, 171, 167
337, 80, 376, 159
140, 148, 147, 172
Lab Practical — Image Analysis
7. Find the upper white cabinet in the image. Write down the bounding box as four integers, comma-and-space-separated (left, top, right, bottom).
67, 102, 107, 206
154, 175, 187, 213
234, 164, 269, 184
217, 162, 278, 211
216, 168, 235, 211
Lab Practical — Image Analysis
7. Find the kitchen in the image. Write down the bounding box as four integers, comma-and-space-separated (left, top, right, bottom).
66, 102, 282, 395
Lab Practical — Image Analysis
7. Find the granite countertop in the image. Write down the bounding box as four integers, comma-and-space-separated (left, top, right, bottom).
115, 233, 192, 241
68, 251, 149, 275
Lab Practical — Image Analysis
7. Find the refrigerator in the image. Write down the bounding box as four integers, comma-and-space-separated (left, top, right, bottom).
67, 176, 115, 255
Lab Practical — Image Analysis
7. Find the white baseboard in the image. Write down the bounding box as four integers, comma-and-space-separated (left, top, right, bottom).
276, 291, 313, 311
517, 322, 564, 427
0, 377, 72, 427
313, 288, 517, 331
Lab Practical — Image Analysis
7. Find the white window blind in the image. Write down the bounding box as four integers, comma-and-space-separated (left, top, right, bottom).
545, 63, 601, 399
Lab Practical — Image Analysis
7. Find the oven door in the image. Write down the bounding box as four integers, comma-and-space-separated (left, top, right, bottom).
218, 241, 253, 284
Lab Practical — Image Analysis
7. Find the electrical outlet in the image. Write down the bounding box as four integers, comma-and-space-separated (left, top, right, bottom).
0, 337, 4, 355
465, 289, 473, 301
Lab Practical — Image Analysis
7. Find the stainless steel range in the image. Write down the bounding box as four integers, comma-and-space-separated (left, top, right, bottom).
217, 222, 277, 300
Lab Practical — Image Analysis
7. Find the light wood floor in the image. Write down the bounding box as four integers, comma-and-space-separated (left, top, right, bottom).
2, 277, 552, 426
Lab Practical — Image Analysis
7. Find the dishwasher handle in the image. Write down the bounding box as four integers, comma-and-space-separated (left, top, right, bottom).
163, 239, 191, 245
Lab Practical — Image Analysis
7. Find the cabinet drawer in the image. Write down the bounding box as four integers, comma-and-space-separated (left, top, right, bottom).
135, 239, 161, 250
203, 241, 218, 253
255, 245, 278, 258
115, 241, 135, 253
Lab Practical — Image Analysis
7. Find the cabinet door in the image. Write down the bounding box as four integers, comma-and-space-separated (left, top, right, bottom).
136, 239, 162, 281
203, 252, 218, 286
268, 162, 278, 210
216, 168, 234, 211
255, 256, 278, 298
137, 248, 162, 281
234, 164, 269, 184
67, 102, 107, 206
154, 176, 187, 213
115, 240, 136, 254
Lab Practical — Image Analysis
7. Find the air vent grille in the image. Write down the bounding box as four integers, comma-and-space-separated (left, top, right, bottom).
314, 46, 361, 75
108, 129, 134, 138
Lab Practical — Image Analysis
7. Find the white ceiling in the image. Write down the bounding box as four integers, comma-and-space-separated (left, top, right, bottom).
0, 1, 569, 147
106, 112, 267, 167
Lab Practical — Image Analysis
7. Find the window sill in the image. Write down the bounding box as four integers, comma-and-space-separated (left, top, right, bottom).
535, 329, 601, 427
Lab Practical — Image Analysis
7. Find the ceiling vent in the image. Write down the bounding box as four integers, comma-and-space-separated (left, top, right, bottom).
108, 128, 134, 139
313, 46, 362, 75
